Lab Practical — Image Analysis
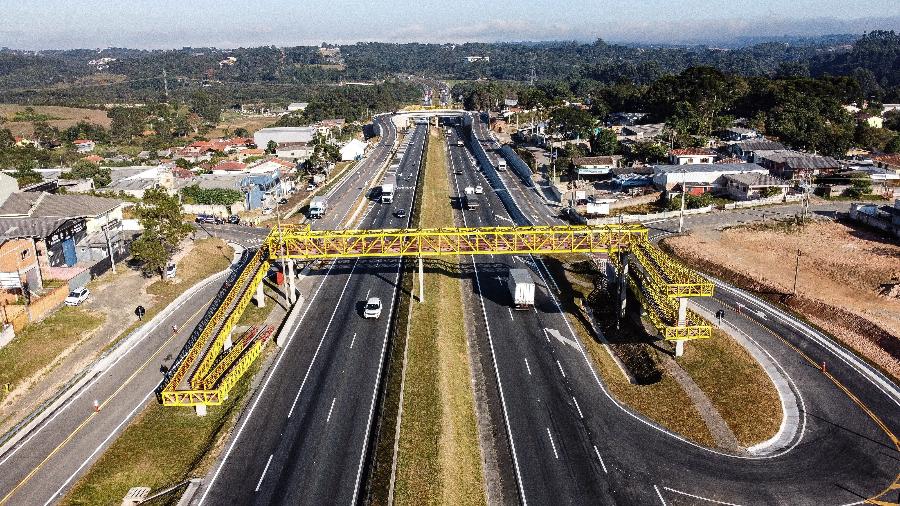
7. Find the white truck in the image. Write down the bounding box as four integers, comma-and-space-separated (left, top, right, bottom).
462, 186, 479, 210
309, 196, 327, 219
381, 175, 396, 204
508, 269, 535, 309
497, 158, 507, 171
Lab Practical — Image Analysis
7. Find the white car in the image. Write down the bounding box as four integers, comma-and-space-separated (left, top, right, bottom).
165, 264, 177, 279
474, 185, 484, 194
262, 207, 274, 215
306, 183, 316, 192
363, 297, 383, 319
64, 287, 90, 306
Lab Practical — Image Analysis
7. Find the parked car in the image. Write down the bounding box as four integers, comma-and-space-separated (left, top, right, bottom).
195, 214, 222, 225
394, 208, 407, 219
262, 207, 274, 215
278, 197, 289, 205
64, 287, 90, 306
363, 297, 383, 319
165, 264, 177, 279
306, 183, 316, 192
226, 215, 240, 224
474, 185, 484, 194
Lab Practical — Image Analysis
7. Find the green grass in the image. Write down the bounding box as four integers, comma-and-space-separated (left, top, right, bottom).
0, 307, 103, 403
62, 359, 262, 506
237, 286, 277, 327
394, 128, 484, 506
678, 329, 782, 447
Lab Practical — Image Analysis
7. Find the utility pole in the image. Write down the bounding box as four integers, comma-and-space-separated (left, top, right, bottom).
102, 214, 117, 274
678, 169, 687, 234
792, 248, 801, 295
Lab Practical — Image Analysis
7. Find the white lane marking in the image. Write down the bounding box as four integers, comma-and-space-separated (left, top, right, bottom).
593, 445, 608, 473
546, 427, 559, 459
545, 327, 581, 350
42, 390, 154, 505
572, 396, 584, 419
662, 486, 746, 505
327, 397, 336, 423
287, 261, 359, 419
366, 289, 371, 299
350, 333, 357, 349
543, 328, 551, 343
524, 358, 532, 376
507, 307, 514, 320
556, 360, 566, 378
654, 485, 668, 506
255, 454, 274, 492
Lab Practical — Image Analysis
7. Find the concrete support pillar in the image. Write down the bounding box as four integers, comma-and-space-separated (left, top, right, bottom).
256, 279, 265, 308
675, 340, 685, 357
677, 297, 688, 327
617, 254, 629, 329
418, 257, 425, 303
223, 330, 233, 352
195, 404, 207, 417
287, 260, 296, 305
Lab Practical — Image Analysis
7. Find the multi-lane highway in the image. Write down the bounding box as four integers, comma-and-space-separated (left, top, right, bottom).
460, 113, 899, 505
196, 122, 427, 505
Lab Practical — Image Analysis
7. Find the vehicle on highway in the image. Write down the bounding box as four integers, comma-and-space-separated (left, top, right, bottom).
508, 268, 535, 309
306, 183, 316, 192
394, 208, 407, 219
363, 297, 383, 319
309, 197, 328, 219
474, 185, 483, 194
456, 139, 464, 147
226, 215, 240, 224
497, 159, 507, 171
64, 287, 90, 306
165, 263, 177, 279
454, 168, 463, 175
195, 214, 223, 225
463, 187, 479, 210
381, 175, 396, 204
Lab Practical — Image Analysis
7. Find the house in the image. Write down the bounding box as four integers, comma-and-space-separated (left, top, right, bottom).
618, 123, 666, 142
611, 166, 655, 189
850, 199, 900, 238
0, 173, 19, 207
721, 127, 760, 142
73, 139, 96, 153
339, 139, 367, 161
608, 112, 648, 126
0, 236, 43, 302
723, 173, 791, 200
103, 165, 175, 198
652, 163, 767, 192
729, 140, 786, 162
276, 142, 314, 162
503, 98, 519, 109
172, 147, 212, 164
236, 148, 266, 162
287, 102, 309, 113
669, 148, 717, 165
253, 127, 317, 149
81, 154, 104, 164
211, 161, 247, 173
872, 154, 900, 174
571, 156, 623, 179
756, 150, 841, 180
883, 104, 900, 114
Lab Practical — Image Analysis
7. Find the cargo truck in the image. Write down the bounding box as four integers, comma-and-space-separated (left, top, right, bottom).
309, 197, 327, 219
508, 269, 535, 309
381, 175, 396, 204
497, 158, 507, 171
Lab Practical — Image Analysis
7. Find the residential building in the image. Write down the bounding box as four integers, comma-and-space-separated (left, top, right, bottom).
0, 173, 19, 207
652, 163, 767, 192
339, 139, 367, 161
669, 148, 717, 165
275, 142, 314, 162
73, 139, 96, 153
465, 56, 490, 63
103, 165, 175, 198
857, 112, 884, 129
721, 127, 760, 142
723, 173, 791, 200
253, 127, 317, 148
212, 161, 248, 173
618, 123, 666, 142
872, 154, 900, 174
756, 150, 841, 180
571, 156, 623, 178
287, 102, 309, 112
729, 139, 786, 162
0, 237, 42, 302
81, 154, 104, 164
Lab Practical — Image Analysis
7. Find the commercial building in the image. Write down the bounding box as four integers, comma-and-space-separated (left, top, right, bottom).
339, 139, 368, 161
722, 172, 791, 200
571, 156, 623, 178
756, 150, 841, 180
253, 127, 317, 148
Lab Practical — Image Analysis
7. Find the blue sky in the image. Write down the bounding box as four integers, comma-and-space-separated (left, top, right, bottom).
2, 0, 899, 49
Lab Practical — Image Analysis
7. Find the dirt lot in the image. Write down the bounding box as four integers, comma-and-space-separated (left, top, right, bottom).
207, 111, 276, 138
663, 219, 900, 380
0, 104, 111, 137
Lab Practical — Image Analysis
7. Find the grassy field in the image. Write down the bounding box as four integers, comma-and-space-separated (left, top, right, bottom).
0, 104, 110, 137
207, 110, 275, 138
394, 128, 484, 506
0, 307, 104, 404
62, 358, 262, 506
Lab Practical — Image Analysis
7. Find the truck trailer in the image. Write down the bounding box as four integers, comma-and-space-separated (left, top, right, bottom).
381, 175, 397, 204
309, 196, 327, 219
508, 268, 535, 309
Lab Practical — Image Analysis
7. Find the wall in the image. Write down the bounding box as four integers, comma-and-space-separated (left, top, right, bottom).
588, 205, 715, 225
499, 145, 534, 186
2, 282, 69, 332
182, 203, 244, 217
723, 194, 801, 209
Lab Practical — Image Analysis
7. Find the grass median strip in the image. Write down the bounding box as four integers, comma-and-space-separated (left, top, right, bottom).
394, 128, 485, 506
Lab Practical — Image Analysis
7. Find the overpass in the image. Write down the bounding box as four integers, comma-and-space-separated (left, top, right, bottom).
157, 223, 713, 408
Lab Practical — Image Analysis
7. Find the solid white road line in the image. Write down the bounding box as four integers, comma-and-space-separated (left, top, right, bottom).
350, 333, 357, 349
556, 360, 566, 378
327, 397, 336, 423
524, 358, 532, 376
654, 485, 668, 506
593, 445, 608, 473
662, 486, 746, 505
546, 427, 559, 459
255, 454, 274, 492
508, 307, 514, 320
572, 396, 583, 419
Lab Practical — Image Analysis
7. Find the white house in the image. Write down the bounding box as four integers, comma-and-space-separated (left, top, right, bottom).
668, 148, 717, 165
287, 102, 309, 112
652, 163, 767, 191
253, 127, 317, 149
571, 156, 622, 179
276, 142, 314, 162
73, 139, 96, 153
339, 139, 367, 161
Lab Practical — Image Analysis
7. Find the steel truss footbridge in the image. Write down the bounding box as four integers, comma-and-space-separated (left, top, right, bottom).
157, 223, 713, 407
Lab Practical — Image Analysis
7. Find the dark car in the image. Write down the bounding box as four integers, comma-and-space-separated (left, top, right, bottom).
394, 208, 407, 219
226, 215, 240, 224
278, 197, 289, 205
195, 214, 222, 225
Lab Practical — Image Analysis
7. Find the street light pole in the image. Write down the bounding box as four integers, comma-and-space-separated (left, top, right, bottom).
678, 168, 687, 234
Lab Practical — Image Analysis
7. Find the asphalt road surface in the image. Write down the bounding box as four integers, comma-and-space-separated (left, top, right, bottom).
196, 123, 427, 506
463, 113, 899, 505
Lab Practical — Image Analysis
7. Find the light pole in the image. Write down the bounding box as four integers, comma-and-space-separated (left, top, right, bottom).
678, 168, 687, 234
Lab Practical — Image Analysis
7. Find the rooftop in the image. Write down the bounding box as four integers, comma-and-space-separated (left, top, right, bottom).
733, 140, 786, 151
654, 163, 764, 174
572, 156, 621, 166
723, 172, 789, 186
0, 192, 122, 219
670, 148, 716, 156
757, 150, 840, 169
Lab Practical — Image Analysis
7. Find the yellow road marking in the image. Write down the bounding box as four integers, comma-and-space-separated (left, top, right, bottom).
0, 302, 209, 505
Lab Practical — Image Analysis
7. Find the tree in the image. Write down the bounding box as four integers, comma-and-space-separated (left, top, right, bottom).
885, 135, 900, 154
131, 188, 193, 279
189, 91, 223, 124
266, 140, 278, 154
233, 127, 250, 138
0, 128, 14, 149
591, 128, 618, 155
65, 160, 112, 187
181, 185, 243, 205
11, 163, 42, 187
549, 107, 595, 139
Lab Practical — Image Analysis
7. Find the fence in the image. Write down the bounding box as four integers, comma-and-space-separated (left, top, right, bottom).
587, 206, 715, 225
723, 194, 801, 210
2, 283, 70, 332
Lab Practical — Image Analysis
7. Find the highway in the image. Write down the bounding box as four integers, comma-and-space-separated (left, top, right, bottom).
196, 122, 427, 505
463, 113, 899, 504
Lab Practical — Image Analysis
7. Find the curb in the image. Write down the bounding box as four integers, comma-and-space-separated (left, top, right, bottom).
0, 261, 234, 460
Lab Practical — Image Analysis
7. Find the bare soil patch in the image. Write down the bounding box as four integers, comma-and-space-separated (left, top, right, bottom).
0, 104, 110, 137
